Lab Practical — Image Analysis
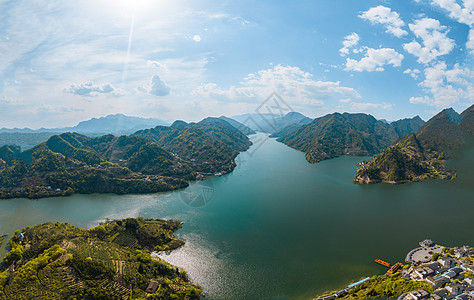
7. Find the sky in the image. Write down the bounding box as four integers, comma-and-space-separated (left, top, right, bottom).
0, 0, 473, 128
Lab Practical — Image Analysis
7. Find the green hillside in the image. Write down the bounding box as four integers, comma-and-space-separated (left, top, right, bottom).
0, 117, 251, 199
0, 133, 191, 199
354, 105, 473, 184
0, 218, 201, 299
278, 113, 423, 163
133, 118, 251, 173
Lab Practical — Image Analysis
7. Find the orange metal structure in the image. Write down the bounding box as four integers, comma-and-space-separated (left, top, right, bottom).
385, 262, 402, 275
374, 259, 391, 268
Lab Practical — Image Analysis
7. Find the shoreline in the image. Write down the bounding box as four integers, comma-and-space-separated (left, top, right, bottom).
313, 240, 474, 300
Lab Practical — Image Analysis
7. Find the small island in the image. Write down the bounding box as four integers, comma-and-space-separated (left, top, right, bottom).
314, 240, 474, 300
0, 218, 202, 299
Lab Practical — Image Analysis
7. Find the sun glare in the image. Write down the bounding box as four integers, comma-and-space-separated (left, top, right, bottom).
101, 0, 159, 15
115, 0, 154, 10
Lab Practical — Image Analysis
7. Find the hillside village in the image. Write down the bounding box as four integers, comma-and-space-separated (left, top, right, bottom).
315, 240, 474, 300
400, 240, 474, 300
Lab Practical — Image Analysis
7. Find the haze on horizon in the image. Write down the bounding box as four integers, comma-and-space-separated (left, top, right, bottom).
1, 0, 473, 128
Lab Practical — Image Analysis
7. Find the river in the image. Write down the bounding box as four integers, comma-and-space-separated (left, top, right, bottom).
0, 133, 473, 299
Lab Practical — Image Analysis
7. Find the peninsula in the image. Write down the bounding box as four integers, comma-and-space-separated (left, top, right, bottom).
0, 218, 201, 299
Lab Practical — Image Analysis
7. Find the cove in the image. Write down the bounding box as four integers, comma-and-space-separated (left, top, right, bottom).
0, 133, 473, 300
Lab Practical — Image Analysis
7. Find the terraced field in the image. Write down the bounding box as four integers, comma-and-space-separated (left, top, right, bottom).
0, 218, 201, 299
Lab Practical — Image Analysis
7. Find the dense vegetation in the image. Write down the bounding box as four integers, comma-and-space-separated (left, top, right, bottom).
133, 117, 251, 173
278, 113, 424, 163
319, 273, 433, 300
0, 218, 201, 299
355, 105, 473, 184
0, 118, 251, 199
0, 133, 191, 199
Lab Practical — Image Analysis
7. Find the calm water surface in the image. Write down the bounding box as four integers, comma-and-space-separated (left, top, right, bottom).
0, 133, 473, 300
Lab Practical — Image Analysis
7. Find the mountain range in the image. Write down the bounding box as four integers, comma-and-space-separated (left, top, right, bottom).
0, 117, 251, 199
1, 106, 472, 198
0, 114, 169, 135
278, 112, 425, 163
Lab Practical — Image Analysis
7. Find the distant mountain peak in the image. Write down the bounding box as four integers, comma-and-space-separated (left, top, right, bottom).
442, 108, 462, 124
219, 116, 256, 135
413, 115, 424, 122
170, 120, 188, 129
285, 111, 304, 118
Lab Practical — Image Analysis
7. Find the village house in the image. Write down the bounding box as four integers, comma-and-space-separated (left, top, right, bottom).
408, 289, 430, 300
415, 266, 436, 279
145, 281, 159, 294
439, 258, 456, 268
446, 284, 463, 296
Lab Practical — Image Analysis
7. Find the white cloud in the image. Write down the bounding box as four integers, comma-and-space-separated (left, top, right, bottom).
350, 101, 393, 111
0, 0, 252, 127
359, 6, 408, 37
139, 75, 171, 96
409, 96, 432, 104
430, 0, 474, 26
429, 0, 473, 53
0, 96, 23, 105
467, 28, 474, 53
403, 18, 455, 64
147, 60, 168, 71
339, 33, 360, 56
411, 61, 474, 107
193, 34, 201, 42
345, 48, 404, 72
64, 82, 122, 97
193, 65, 361, 108
404, 68, 421, 79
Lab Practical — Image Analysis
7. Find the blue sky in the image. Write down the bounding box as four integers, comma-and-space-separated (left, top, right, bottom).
0, 0, 473, 128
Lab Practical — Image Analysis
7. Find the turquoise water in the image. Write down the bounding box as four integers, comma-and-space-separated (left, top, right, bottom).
0, 133, 473, 299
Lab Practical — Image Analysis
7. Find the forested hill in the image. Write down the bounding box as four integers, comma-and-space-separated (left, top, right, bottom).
0, 118, 252, 199
133, 117, 252, 172
278, 113, 424, 163
354, 105, 474, 184
0, 218, 201, 299
0, 133, 191, 199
